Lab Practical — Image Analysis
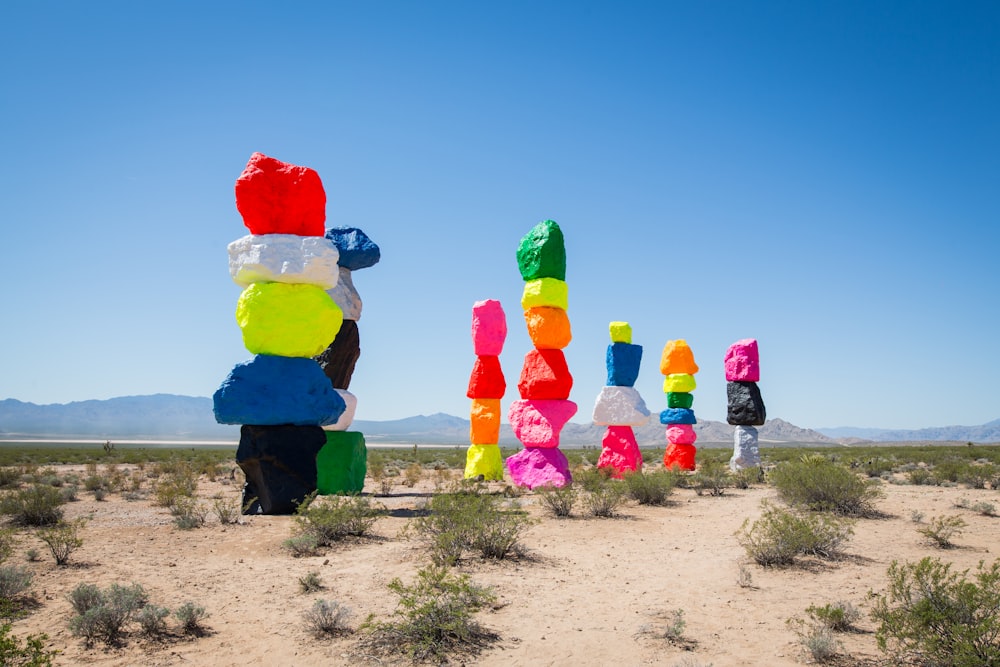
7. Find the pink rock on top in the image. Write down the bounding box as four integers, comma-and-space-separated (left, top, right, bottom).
724, 338, 760, 382
235, 152, 327, 237
471, 299, 507, 356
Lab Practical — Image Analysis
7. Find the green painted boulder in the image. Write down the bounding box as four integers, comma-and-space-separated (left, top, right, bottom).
316, 431, 366, 494
517, 219, 566, 281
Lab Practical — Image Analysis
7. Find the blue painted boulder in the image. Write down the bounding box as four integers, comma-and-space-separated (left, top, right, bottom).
606, 343, 643, 387
214, 355, 347, 426
325, 227, 381, 270
659, 407, 697, 425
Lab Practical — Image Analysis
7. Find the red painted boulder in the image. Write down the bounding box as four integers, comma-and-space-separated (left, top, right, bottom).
466, 356, 506, 399
235, 152, 326, 236
663, 443, 696, 471
517, 349, 573, 400
597, 425, 642, 478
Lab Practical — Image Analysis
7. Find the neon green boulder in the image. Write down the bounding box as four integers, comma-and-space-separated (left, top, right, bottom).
237, 282, 343, 358
464, 443, 503, 481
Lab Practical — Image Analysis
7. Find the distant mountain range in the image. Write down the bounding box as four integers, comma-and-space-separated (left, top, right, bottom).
0, 395, 997, 445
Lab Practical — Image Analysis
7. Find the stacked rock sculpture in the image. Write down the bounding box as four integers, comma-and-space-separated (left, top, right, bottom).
314, 227, 380, 494
659, 339, 700, 471
464, 299, 507, 480
726, 338, 765, 470
505, 220, 576, 488
214, 152, 346, 514
593, 321, 650, 477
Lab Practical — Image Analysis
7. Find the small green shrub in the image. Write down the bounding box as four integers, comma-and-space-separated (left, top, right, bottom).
212, 496, 242, 525
0, 566, 33, 612
282, 534, 320, 557
691, 458, 730, 496
736, 501, 854, 566
806, 601, 861, 631
574, 470, 626, 517
799, 624, 841, 662
37, 519, 85, 566
174, 602, 209, 635
68, 582, 149, 646
171, 498, 207, 530
0, 622, 57, 666
153, 465, 198, 508
304, 599, 352, 638
907, 468, 935, 485
960, 463, 996, 489
623, 470, 677, 505
0, 485, 65, 526
0, 529, 16, 564
769, 456, 882, 517
135, 605, 169, 638
917, 515, 966, 548
292, 493, 381, 546
731, 466, 764, 489
0, 469, 21, 489
932, 460, 966, 485
535, 483, 578, 517
298, 571, 323, 594
871, 557, 1000, 666
360, 566, 497, 662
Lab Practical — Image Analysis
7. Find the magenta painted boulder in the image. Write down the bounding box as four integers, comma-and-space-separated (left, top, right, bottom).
517, 349, 573, 400
665, 423, 697, 445
506, 447, 572, 488
508, 399, 577, 448
724, 338, 760, 382
597, 425, 642, 478
471, 299, 507, 356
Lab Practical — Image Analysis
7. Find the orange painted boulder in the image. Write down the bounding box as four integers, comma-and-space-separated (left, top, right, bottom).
524, 306, 572, 349
659, 339, 699, 375
470, 398, 502, 444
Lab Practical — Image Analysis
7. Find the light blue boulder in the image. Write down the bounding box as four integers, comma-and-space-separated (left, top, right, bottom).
659, 408, 697, 425
214, 355, 346, 426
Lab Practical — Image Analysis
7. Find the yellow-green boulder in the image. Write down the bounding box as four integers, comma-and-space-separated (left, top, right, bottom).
521, 278, 568, 311
464, 444, 504, 481
237, 282, 343, 358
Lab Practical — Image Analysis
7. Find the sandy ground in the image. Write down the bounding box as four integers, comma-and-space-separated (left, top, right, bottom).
7, 463, 999, 666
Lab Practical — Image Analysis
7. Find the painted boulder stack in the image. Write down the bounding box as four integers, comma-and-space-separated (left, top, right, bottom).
313, 226, 380, 495
593, 322, 649, 477
726, 339, 765, 470
659, 339, 699, 471
465, 299, 507, 480
506, 220, 576, 488
215, 153, 344, 513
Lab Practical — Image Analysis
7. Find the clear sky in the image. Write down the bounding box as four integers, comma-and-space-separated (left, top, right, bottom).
1, 1, 997, 430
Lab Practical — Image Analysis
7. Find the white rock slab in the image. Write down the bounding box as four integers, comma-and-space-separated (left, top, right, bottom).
326, 267, 362, 321
229, 234, 340, 289
322, 389, 357, 431
592, 386, 650, 427
730, 425, 761, 470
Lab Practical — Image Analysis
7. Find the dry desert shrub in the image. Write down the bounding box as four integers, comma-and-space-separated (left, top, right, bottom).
737, 501, 854, 566
0, 485, 65, 526
304, 599, 351, 638
917, 514, 966, 548
174, 602, 209, 636
290, 493, 381, 548
623, 469, 678, 505
535, 482, 578, 517
769, 455, 883, 517
37, 518, 85, 566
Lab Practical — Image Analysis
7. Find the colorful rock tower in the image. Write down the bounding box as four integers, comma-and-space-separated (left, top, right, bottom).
725, 339, 765, 470
593, 322, 649, 477
659, 339, 699, 471
314, 227, 380, 495
465, 299, 507, 481
505, 220, 576, 488
213, 153, 378, 513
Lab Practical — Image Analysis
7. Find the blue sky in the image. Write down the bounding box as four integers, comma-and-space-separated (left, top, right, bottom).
1, 1, 997, 430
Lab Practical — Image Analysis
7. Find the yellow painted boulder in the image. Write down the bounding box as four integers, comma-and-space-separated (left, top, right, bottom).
659, 339, 699, 375
465, 443, 504, 481
609, 321, 632, 344
524, 306, 572, 349
470, 398, 502, 444
663, 373, 697, 393
237, 282, 343, 358
521, 278, 568, 311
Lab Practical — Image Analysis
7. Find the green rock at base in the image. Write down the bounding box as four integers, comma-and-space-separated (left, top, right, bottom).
316, 431, 367, 495
666, 392, 694, 409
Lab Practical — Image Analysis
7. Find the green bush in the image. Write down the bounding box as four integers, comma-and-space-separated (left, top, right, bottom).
135, 605, 169, 638
907, 468, 935, 485
292, 493, 381, 546
0, 469, 21, 490
174, 602, 209, 635
67, 582, 148, 646
768, 456, 882, 517
0, 623, 56, 666
360, 566, 497, 662
690, 458, 730, 496
871, 557, 1000, 666
37, 519, 85, 566
535, 483, 578, 517
806, 601, 861, 631
917, 515, 967, 548
171, 497, 207, 530
410, 489, 533, 565
736, 501, 854, 566
623, 470, 677, 505
0, 565, 33, 616
0, 485, 65, 526
298, 571, 323, 594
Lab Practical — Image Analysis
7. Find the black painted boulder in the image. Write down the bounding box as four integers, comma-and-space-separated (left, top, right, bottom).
726, 381, 766, 426
315, 319, 361, 390
237, 424, 326, 514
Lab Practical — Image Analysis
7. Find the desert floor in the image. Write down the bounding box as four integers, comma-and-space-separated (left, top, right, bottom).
8, 462, 1000, 667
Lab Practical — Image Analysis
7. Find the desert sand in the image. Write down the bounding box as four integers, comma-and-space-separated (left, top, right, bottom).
8, 461, 999, 666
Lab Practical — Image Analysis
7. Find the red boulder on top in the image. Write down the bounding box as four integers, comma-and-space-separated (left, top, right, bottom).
235, 152, 326, 236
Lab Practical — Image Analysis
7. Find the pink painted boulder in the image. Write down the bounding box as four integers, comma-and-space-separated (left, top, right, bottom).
508, 399, 577, 448
724, 338, 760, 382
665, 423, 697, 445
471, 299, 507, 356
506, 447, 572, 488
517, 349, 573, 400
597, 425, 642, 478
235, 152, 326, 236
